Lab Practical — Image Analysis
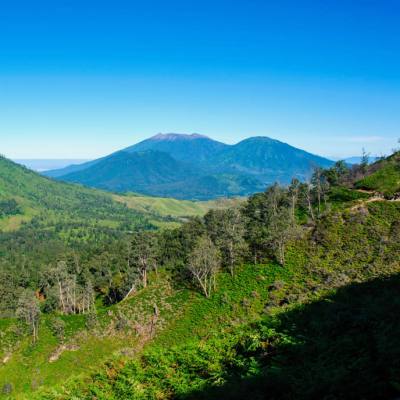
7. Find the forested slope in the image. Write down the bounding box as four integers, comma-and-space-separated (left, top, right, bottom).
1, 153, 399, 399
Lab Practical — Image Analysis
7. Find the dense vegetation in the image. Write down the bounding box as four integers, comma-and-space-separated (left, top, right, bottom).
45, 133, 333, 199
1, 151, 399, 398
0, 157, 221, 318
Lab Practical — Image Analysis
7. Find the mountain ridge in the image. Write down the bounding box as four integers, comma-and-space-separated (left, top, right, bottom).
44, 133, 334, 199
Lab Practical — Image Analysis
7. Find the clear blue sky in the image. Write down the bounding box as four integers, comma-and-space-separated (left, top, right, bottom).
1, 0, 399, 159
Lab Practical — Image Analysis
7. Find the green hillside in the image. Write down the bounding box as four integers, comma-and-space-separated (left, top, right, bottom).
355, 151, 400, 197
1, 152, 400, 399
113, 193, 244, 227
0, 156, 149, 232
21, 192, 400, 399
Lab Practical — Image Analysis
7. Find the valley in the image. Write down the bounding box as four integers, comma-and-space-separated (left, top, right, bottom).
1, 150, 399, 399
2, 2, 399, 399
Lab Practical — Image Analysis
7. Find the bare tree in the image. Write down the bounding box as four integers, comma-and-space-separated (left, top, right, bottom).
187, 235, 220, 297
267, 206, 297, 266
311, 167, 329, 217
288, 178, 300, 222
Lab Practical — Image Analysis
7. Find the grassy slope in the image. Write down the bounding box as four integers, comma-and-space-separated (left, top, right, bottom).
113, 193, 244, 227
2, 156, 399, 399
15, 198, 398, 399
0, 276, 179, 398
0, 264, 284, 399
355, 151, 400, 196
0, 157, 148, 232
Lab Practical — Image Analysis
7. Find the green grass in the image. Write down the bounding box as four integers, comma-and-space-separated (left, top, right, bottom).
0, 277, 175, 398
113, 193, 244, 223
0, 264, 285, 399
2, 154, 400, 399
355, 154, 400, 197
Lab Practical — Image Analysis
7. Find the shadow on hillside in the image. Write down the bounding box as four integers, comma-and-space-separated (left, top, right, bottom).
185, 275, 400, 400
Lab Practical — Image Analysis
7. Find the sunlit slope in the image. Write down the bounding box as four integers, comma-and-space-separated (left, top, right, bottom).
355, 151, 400, 197
113, 193, 244, 221
0, 156, 148, 231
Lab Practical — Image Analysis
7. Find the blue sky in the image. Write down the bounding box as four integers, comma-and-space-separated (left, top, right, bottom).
1, 0, 399, 159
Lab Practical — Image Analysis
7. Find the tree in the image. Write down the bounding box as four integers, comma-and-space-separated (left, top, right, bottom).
127, 231, 158, 298
187, 235, 220, 297
243, 192, 272, 264
244, 184, 298, 266
267, 205, 296, 266
311, 167, 329, 217
205, 208, 247, 276
288, 178, 300, 221
16, 290, 41, 342
300, 181, 316, 222
324, 161, 349, 186
360, 147, 370, 176
49, 317, 66, 342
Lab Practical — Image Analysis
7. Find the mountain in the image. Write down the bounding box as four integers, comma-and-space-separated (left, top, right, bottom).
45, 133, 334, 199
44, 133, 226, 178
210, 136, 333, 184
60, 150, 198, 194
124, 133, 228, 164
59, 150, 263, 199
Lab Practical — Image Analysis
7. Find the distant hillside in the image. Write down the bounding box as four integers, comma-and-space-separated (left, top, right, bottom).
44, 158, 101, 178
0, 156, 149, 232
343, 156, 379, 165
45, 133, 334, 199
13, 159, 90, 172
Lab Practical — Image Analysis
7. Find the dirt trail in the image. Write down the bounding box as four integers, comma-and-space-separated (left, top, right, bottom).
350, 195, 399, 211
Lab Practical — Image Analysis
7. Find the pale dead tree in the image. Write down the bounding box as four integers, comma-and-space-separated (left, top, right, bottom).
16, 290, 41, 342
75, 281, 95, 314
53, 264, 76, 314
288, 178, 300, 223
223, 208, 248, 277
312, 167, 323, 216
267, 206, 297, 266
47, 261, 93, 314
311, 167, 330, 217
303, 181, 315, 222
50, 261, 70, 314
187, 235, 220, 298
